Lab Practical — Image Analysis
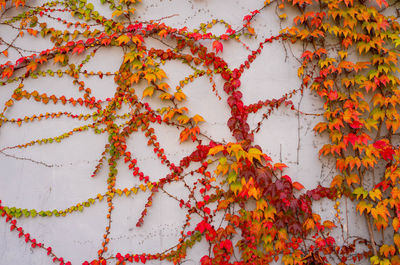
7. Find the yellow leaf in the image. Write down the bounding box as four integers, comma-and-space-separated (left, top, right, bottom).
144, 72, 157, 84
248, 187, 260, 200
157, 82, 169, 91
369, 189, 382, 201
142, 86, 155, 98
338, 50, 348, 59
174, 91, 186, 101
177, 115, 189, 124
227, 144, 245, 161
192, 114, 204, 125
247, 148, 263, 163
264, 205, 276, 220
131, 35, 142, 45
393, 217, 400, 232
356, 200, 372, 215
116, 34, 130, 45
208, 145, 225, 156
304, 218, 315, 230
154, 69, 167, 80
279, 13, 287, 19
112, 10, 124, 17
158, 29, 168, 38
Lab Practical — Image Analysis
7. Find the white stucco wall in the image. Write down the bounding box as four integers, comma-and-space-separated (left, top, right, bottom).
0, 1, 369, 264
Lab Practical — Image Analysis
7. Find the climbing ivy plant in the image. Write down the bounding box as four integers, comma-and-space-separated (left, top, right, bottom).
0, 0, 400, 264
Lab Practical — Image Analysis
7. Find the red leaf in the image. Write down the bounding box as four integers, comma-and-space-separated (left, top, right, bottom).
212, 40, 223, 53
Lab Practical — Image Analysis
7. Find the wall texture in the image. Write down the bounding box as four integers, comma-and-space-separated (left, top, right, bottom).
0, 0, 370, 264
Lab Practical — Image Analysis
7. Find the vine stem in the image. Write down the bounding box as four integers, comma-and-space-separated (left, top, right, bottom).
365, 214, 378, 257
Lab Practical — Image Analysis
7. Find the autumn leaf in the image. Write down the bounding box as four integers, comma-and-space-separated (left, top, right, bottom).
212, 40, 223, 53
273, 163, 287, 171
208, 145, 225, 156
393, 217, 400, 232
323, 220, 336, 229
331, 175, 343, 188
369, 189, 382, 201
142, 86, 154, 98
304, 218, 315, 230
247, 26, 255, 35
192, 114, 204, 125
117, 34, 130, 45
177, 115, 189, 124
292, 182, 304, 191
174, 91, 186, 101
247, 148, 263, 162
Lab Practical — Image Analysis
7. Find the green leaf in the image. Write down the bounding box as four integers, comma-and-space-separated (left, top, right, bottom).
353, 186, 368, 200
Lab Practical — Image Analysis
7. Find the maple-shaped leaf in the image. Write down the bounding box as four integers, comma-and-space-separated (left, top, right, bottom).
346, 173, 360, 186
174, 91, 186, 101
116, 34, 130, 45
374, 0, 388, 8
292, 182, 304, 190
264, 205, 276, 220
26, 61, 37, 73
131, 35, 143, 45
248, 186, 260, 200
356, 200, 372, 215
379, 244, 396, 257
177, 115, 189, 124
331, 175, 343, 188
304, 218, 315, 231
212, 40, 223, 53
353, 187, 368, 200
192, 114, 204, 125
247, 148, 263, 162
230, 181, 242, 195
369, 189, 382, 201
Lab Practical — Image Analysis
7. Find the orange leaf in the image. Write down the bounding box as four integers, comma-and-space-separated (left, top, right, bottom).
273, 163, 287, 171
208, 145, 225, 156
323, 220, 336, 229
292, 182, 304, 191
247, 26, 255, 35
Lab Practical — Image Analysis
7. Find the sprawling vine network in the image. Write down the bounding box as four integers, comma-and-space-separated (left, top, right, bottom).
0, 0, 400, 264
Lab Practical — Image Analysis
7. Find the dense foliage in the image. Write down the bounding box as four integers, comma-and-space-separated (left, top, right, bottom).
1, 0, 400, 264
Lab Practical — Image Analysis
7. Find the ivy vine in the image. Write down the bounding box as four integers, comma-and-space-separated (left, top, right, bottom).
1, 0, 400, 264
